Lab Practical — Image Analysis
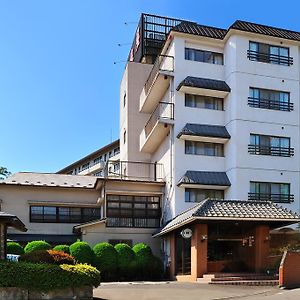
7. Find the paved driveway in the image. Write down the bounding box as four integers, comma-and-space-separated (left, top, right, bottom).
93, 282, 294, 300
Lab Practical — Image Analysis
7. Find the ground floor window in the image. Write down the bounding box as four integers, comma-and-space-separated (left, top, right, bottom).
175, 231, 191, 275
106, 194, 161, 228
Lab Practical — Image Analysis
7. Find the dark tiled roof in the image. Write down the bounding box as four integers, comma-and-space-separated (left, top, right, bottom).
177, 123, 231, 139
172, 21, 227, 39
171, 20, 300, 43
178, 171, 231, 187
154, 199, 300, 236
230, 20, 300, 42
177, 76, 231, 93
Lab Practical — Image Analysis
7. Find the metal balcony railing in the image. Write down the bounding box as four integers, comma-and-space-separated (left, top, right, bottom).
247, 50, 293, 66
248, 192, 294, 203
144, 102, 174, 137
103, 160, 164, 182
248, 145, 294, 157
144, 55, 174, 95
248, 97, 294, 112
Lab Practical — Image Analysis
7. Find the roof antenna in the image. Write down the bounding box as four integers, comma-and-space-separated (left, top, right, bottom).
117, 43, 132, 47
124, 21, 138, 25
113, 60, 127, 65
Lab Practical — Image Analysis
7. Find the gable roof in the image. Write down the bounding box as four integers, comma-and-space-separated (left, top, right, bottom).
171, 20, 300, 43
0, 212, 27, 232
1, 172, 98, 189
154, 199, 300, 237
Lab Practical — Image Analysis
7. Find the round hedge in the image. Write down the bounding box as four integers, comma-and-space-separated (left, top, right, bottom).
69, 241, 94, 264
114, 243, 135, 279
6, 242, 24, 255
19, 250, 75, 265
24, 240, 51, 253
53, 244, 70, 254
93, 242, 118, 281
132, 243, 152, 258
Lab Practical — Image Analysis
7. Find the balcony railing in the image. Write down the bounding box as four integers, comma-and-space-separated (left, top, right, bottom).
106, 217, 160, 228
248, 145, 294, 157
144, 102, 174, 137
247, 50, 293, 66
248, 192, 294, 203
144, 55, 174, 95
248, 97, 294, 112
103, 160, 164, 182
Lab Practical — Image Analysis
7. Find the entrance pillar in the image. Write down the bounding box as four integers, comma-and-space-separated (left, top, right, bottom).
191, 223, 208, 280
254, 225, 270, 272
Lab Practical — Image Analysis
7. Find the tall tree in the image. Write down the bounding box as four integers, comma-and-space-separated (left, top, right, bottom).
0, 166, 11, 180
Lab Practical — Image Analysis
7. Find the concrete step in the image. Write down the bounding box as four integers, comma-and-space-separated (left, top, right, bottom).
211, 276, 277, 282
209, 280, 279, 286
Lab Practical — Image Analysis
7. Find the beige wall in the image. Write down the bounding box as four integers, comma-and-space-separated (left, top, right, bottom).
0, 185, 100, 235
81, 222, 161, 257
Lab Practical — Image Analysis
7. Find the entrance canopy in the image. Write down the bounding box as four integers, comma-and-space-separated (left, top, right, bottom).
154, 199, 300, 237
0, 212, 27, 232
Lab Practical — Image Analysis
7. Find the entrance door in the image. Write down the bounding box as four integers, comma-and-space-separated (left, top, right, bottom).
175, 231, 191, 275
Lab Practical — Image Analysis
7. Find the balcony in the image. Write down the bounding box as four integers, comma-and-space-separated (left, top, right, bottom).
247, 50, 293, 66
140, 55, 174, 113
78, 161, 106, 175
103, 160, 164, 182
248, 97, 294, 111
248, 193, 294, 203
140, 102, 174, 153
248, 145, 294, 157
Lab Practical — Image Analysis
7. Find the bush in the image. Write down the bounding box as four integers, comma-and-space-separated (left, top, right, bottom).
19, 250, 75, 265
132, 243, 152, 258
69, 241, 94, 264
6, 242, 24, 255
93, 242, 118, 281
0, 261, 100, 291
24, 240, 51, 253
53, 244, 70, 254
114, 243, 135, 280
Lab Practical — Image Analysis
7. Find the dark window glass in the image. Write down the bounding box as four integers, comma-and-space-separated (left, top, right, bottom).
185, 48, 223, 65
185, 189, 224, 202
185, 94, 223, 110
185, 140, 224, 157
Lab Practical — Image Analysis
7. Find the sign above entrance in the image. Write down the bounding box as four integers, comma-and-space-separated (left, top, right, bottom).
181, 228, 192, 239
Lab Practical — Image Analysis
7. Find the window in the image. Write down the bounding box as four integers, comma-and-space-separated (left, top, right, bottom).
103, 154, 107, 162
113, 163, 120, 173
106, 195, 161, 228
175, 231, 191, 275
185, 189, 224, 203
109, 151, 113, 158
249, 182, 293, 203
123, 92, 126, 107
94, 156, 103, 164
94, 171, 103, 177
248, 41, 292, 66
185, 94, 223, 110
123, 130, 126, 144
114, 147, 120, 155
185, 141, 224, 157
249, 134, 293, 157
30, 206, 101, 223
185, 48, 223, 65
81, 163, 89, 171
249, 87, 292, 111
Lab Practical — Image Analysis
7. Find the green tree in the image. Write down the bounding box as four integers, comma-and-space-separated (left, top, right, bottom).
0, 166, 11, 180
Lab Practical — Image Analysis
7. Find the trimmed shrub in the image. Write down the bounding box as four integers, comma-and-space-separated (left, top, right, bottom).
6, 242, 24, 255
24, 240, 51, 253
132, 243, 152, 258
114, 243, 135, 280
69, 241, 94, 264
93, 242, 118, 281
0, 261, 100, 291
19, 250, 75, 265
53, 244, 70, 254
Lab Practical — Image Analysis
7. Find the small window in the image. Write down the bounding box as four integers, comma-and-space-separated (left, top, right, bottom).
185, 188, 224, 202
185, 94, 223, 110
123, 130, 126, 144
185, 141, 224, 157
123, 92, 126, 107
185, 48, 223, 65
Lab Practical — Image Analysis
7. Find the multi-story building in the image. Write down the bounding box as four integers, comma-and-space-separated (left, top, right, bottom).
120, 14, 300, 280
57, 139, 120, 177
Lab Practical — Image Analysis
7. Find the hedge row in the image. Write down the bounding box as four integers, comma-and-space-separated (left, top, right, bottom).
7, 240, 163, 281
0, 261, 100, 291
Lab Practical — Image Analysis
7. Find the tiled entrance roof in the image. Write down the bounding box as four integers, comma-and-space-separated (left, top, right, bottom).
154, 199, 300, 237
0, 212, 27, 232
178, 171, 231, 187
177, 123, 231, 139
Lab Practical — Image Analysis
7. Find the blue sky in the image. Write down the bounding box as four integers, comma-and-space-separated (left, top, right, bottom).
1, 0, 300, 174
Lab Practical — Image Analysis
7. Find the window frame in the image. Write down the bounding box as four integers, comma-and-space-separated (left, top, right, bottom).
185, 48, 224, 65
185, 140, 224, 157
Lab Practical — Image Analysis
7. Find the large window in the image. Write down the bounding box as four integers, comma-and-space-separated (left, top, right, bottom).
185, 48, 223, 65
106, 195, 161, 228
30, 206, 101, 223
249, 182, 293, 203
185, 189, 224, 203
249, 134, 293, 157
185, 94, 223, 110
249, 87, 292, 111
185, 140, 224, 157
248, 41, 292, 66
